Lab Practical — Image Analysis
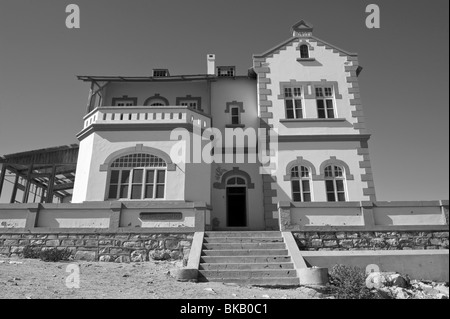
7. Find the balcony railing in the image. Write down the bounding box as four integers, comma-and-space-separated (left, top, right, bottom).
83, 106, 211, 129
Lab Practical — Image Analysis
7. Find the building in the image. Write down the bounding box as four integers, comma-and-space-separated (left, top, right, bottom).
0, 19, 447, 283
58, 20, 370, 231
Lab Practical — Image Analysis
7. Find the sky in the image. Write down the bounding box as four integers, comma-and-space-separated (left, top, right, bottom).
0, 0, 448, 201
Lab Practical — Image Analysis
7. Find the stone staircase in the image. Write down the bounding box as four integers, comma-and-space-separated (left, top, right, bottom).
198, 231, 300, 286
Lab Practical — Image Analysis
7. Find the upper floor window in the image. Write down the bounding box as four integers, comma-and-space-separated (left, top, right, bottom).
112, 96, 137, 107
315, 86, 335, 119
230, 106, 240, 125
180, 101, 198, 108
299, 45, 310, 59
284, 87, 303, 119
144, 94, 169, 107
290, 165, 312, 202
324, 165, 346, 202
108, 153, 166, 200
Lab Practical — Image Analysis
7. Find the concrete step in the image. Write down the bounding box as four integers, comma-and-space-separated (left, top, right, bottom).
198, 269, 297, 279
204, 231, 282, 238
202, 249, 288, 256
203, 237, 284, 243
199, 277, 300, 286
203, 243, 286, 250
200, 256, 292, 263
199, 262, 295, 270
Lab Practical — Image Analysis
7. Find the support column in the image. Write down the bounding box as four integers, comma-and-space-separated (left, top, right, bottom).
0, 164, 6, 199
45, 165, 57, 203
10, 172, 19, 203
22, 164, 33, 203
361, 201, 375, 227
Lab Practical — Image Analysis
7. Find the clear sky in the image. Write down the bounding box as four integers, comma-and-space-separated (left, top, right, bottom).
0, 0, 448, 201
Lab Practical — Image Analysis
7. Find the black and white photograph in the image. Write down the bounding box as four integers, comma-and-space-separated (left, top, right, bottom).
0, 0, 448, 308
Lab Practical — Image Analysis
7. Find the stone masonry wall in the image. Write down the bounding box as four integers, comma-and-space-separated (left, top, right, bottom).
0, 233, 193, 263
293, 231, 449, 251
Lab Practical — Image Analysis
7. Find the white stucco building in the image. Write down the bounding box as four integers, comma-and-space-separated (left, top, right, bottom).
69, 20, 376, 230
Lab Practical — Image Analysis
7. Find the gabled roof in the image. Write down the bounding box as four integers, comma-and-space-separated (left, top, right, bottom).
292, 20, 314, 33
254, 19, 358, 59
253, 35, 358, 59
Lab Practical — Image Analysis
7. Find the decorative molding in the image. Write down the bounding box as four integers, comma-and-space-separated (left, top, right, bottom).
143, 94, 170, 106
99, 144, 176, 172
213, 167, 255, 189
283, 157, 317, 181
315, 156, 354, 181
224, 101, 245, 113
278, 80, 343, 100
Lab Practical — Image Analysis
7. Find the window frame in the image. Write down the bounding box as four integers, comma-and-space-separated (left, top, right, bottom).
107, 153, 167, 200
230, 106, 241, 125
284, 86, 304, 119
112, 96, 138, 107
324, 165, 347, 202
108, 168, 166, 200
290, 165, 312, 202
315, 86, 336, 119
299, 44, 310, 59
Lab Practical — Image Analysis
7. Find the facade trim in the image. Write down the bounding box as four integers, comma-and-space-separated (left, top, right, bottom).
99, 144, 176, 172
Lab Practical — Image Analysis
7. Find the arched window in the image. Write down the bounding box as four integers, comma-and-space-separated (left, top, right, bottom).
227, 176, 246, 186
290, 165, 312, 202
324, 165, 346, 202
108, 153, 166, 200
300, 44, 310, 59
143, 94, 169, 107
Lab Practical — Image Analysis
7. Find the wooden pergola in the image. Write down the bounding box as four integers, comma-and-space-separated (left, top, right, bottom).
0, 144, 78, 204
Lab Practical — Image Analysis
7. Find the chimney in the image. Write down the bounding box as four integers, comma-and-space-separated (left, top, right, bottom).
207, 54, 215, 75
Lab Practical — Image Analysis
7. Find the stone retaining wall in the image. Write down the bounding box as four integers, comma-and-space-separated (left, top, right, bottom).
0, 233, 193, 263
293, 231, 449, 251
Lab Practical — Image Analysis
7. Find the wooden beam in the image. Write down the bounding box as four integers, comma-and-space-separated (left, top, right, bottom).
45, 165, 57, 203
22, 164, 33, 203
0, 164, 6, 198
53, 182, 74, 191
10, 173, 19, 204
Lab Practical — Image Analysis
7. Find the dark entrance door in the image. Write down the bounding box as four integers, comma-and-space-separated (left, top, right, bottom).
226, 186, 247, 227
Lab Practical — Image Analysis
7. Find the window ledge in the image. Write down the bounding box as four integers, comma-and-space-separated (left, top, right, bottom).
280, 118, 347, 123
297, 58, 316, 62
225, 124, 245, 128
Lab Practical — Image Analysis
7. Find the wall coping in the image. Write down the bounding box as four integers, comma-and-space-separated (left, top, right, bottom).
0, 228, 198, 234
300, 250, 449, 257
288, 225, 449, 232
0, 201, 210, 211
278, 200, 448, 209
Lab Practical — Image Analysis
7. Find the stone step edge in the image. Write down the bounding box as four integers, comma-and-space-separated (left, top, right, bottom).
199, 262, 295, 266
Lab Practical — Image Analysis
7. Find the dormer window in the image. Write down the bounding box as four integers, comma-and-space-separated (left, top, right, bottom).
217, 66, 235, 77
299, 45, 310, 59
152, 69, 170, 77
